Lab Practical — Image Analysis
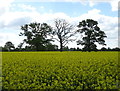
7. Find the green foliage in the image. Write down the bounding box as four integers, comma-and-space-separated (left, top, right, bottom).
77, 19, 107, 51
20, 22, 53, 51
4, 41, 15, 51
2, 52, 119, 90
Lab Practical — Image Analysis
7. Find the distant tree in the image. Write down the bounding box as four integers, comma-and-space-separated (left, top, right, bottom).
19, 22, 52, 51
24, 46, 32, 51
52, 19, 75, 52
45, 43, 58, 51
63, 46, 69, 51
0, 46, 3, 51
4, 41, 15, 51
16, 42, 24, 51
77, 19, 107, 52
18, 42, 24, 49
0, 46, 8, 51
69, 48, 76, 51
76, 47, 81, 51
101, 47, 107, 51
107, 47, 111, 51
112, 47, 120, 51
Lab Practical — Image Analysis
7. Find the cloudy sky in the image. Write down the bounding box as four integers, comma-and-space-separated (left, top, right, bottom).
0, 0, 119, 49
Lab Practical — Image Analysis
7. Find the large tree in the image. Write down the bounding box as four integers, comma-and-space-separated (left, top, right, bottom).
19, 22, 52, 51
52, 19, 75, 52
4, 41, 15, 51
77, 19, 107, 51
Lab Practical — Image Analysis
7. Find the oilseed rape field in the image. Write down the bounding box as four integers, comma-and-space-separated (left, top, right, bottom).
1, 52, 119, 90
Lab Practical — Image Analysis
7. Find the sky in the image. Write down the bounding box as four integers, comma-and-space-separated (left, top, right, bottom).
0, 0, 119, 49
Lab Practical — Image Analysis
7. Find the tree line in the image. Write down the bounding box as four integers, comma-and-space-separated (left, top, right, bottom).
1, 19, 120, 52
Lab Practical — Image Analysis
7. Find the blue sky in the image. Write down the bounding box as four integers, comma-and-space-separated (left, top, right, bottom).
0, 0, 119, 49
12, 2, 117, 17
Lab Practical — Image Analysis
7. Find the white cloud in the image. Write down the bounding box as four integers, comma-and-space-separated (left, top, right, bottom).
0, 0, 15, 15
17, 4, 36, 11
0, 33, 24, 47
88, 0, 119, 11
0, 11, 33, 28
110, 0, 119, 11
79, 0, 119, 11
89, 1, 96, 7
40, 6, 44, 9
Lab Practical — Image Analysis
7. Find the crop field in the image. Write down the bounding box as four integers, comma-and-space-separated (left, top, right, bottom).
1, 52, 120, 90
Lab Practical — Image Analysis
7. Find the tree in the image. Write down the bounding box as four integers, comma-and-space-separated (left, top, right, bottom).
52, 19, 75, 52
63, 46, 69, 51
77, 19, 107, 52
101, 47, 107, 51
15, 42, 25, 51
15, 42, 24, 51
45, 43, 58, 51
4, 41, 15, 51
107, 47, 111, 51
19, 22, 52, 51
112, 47, 120, 51
0, 46, 2, 51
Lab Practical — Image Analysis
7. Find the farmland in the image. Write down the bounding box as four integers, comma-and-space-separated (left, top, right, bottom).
1, 52, 119, 90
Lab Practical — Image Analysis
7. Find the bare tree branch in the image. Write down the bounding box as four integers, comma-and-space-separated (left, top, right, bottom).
52, 19, 76, 51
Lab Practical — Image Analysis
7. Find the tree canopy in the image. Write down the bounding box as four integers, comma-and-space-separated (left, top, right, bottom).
19, 22, 53, 51
77, 19, 107, 51
4, 41, 15, 51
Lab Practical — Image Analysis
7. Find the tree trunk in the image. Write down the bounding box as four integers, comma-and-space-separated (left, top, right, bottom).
60, 39, 63, 52
87, 35, 91, 52
35, 44, 39, 51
